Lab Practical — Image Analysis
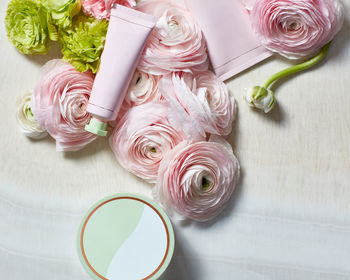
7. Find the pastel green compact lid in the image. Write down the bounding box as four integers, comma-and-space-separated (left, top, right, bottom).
77, 193, 175, 280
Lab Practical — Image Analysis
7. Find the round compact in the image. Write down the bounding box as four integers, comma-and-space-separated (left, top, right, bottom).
77, 193, 175, 280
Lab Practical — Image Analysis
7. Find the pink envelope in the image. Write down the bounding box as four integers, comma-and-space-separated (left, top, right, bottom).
185, 0, 272, 81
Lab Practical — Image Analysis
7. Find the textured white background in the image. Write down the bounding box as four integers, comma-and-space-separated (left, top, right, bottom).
1, 1, 350, 279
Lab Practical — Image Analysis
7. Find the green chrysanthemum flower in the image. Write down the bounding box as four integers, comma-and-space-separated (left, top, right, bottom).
59, 14, 108, 73
43, 0, 81, 29
5, 0, 51, 55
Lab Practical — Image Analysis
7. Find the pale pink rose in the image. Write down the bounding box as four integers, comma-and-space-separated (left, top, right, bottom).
125, 70, 163, 106
161, 71, 236, 137
136, 0, 208, 75
31, 59, 98, 151
109, 102, 204, 182
154, 136, 240, 222
250, 0, 344, 59
81, 0, 136, 20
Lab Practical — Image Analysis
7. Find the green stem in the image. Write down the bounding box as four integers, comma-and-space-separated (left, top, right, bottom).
262, 42, 331, 89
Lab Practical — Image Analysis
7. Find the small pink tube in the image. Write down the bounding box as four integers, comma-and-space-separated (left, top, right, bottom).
185, 0, 272, 81
85, 5, 156, 136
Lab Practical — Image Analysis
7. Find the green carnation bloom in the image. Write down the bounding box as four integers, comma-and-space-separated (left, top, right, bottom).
59, 14, 108, 73
43, 0, 81, 29
5, 0, 50, 55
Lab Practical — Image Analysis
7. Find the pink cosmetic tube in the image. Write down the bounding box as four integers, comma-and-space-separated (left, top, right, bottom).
85, 5, 156, 136
185, 0, 272, 81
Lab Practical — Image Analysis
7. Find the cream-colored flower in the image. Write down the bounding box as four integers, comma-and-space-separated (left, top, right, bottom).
244, 86, 275, 113
16, 92, 47, 139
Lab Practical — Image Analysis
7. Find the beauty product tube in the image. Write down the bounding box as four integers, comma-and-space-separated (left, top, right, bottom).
85, 5, 156, 136
185, 0, 272, 81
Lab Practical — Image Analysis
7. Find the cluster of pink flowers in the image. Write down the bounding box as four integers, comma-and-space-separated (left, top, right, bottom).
29, 0, 343, 221
30, 0, 239, 222
109, 0, 239, 221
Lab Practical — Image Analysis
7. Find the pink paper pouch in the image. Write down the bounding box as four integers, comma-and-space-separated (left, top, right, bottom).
185, 0, 272, 81
87, 5, 156, 121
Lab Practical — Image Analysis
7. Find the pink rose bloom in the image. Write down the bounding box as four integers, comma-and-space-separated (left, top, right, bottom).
109, 102, 204, 182
31, 59, 98, 151
125, 70, 163, 106
161, 71, 236, 137
250, 0, 344, 59
154, 136, 240, 222
81, 0, 136, 20
136, 0, 208, 75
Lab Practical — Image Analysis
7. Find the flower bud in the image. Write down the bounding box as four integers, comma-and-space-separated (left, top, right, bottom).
244, 86, 275, 113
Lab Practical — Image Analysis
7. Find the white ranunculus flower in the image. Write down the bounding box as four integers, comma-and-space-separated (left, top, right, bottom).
244, 86, 276, 113
16, 92, 48, 139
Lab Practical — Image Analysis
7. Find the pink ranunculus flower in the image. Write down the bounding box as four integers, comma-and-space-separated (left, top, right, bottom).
161, 71, 236, 137
250, 0, 344, 59
136, 0, 208, 75
125, 70, 163, 106
109, 102, 204, 182
154, 136, 240, 222
81, 0, 136, 20
109, 70, 163, 128
31, 59, 98, 151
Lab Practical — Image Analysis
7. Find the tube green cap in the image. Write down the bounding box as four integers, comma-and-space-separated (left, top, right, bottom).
85, 117, 108, 137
